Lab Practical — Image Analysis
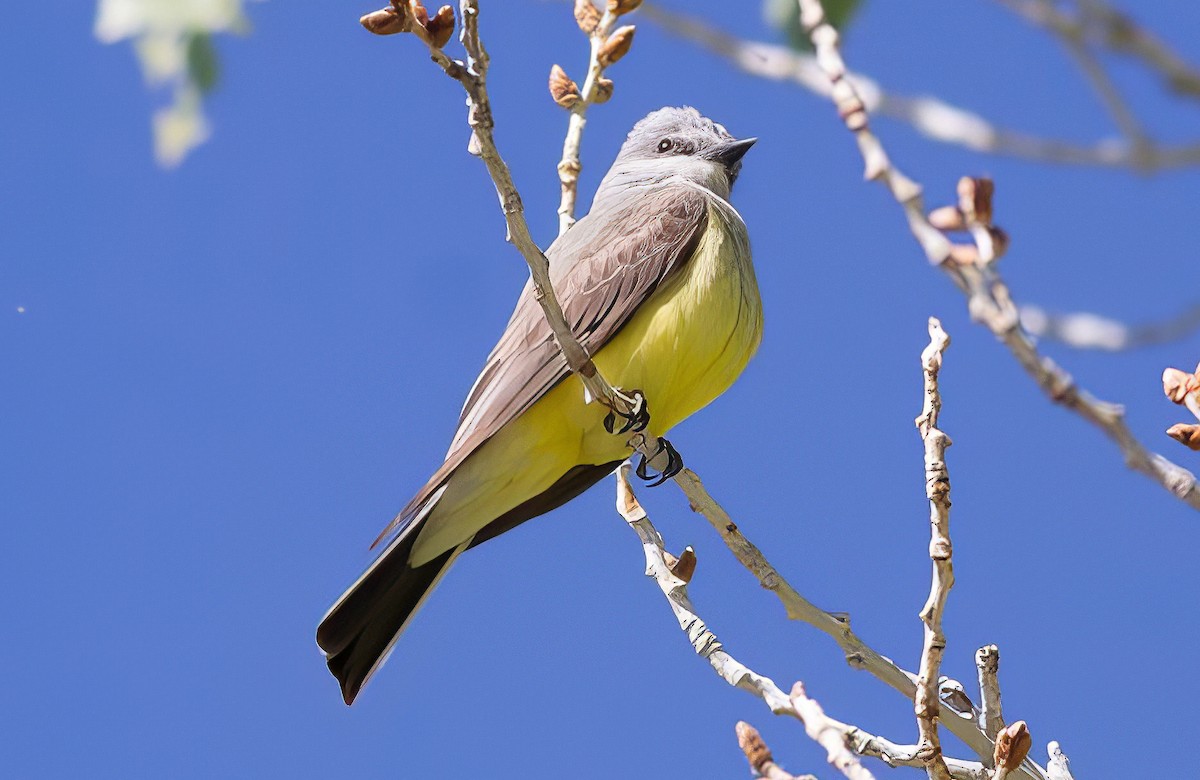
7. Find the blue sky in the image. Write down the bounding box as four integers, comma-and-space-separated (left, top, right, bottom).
3, 1, 1200, 777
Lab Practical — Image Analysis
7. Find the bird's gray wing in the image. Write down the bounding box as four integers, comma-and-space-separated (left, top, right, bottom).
376, 183, 709, 544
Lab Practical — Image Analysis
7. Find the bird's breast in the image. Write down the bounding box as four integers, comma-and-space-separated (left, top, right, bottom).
589, 200, 762, 445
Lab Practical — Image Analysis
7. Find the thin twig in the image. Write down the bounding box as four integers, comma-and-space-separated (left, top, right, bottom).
975, 645, 1005, 740
789, 682, 880, 780
671, 466, 1046, 779
995, 0, 1200, 100
382, 0, 693, 492
1054, 13, 1152, 166
1021, 303, 1200, 351
640, 3, 1200, 171
789, 0, 1200, 512
555, 2, 633, 235
914, 318, 955, 780
617, 468, 994, 780
616, 465, 795, 714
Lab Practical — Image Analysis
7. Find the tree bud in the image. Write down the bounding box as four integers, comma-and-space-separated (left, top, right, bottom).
994, 721, 1032, 771
360, 7, 407, 35
598, 25, 636, 66
574, 0, 601, 34
548, 64, 581, 108
608, 0, 643, 14
593, 77, 614, 103
425, 5, 455, 48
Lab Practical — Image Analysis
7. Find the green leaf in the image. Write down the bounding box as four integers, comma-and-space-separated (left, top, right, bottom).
764, 0, 864, 52
186, 32, 220, 95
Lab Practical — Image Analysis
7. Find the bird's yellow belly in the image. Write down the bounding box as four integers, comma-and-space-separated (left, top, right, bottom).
409, 210, 760, 565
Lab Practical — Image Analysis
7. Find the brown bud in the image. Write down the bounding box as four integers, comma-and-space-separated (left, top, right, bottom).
988, 225, 1010, 259
993, 721, 1032, 772
735, 722, 773, 773
593, 77, 614, 103
608, 0, 643, 14
360, 7, 408, 35
410, 0, 429, 28
669, 546, 697, 583
548, 64, 581, 109
574, 0, 601, 34
1163, 367, 1197, 404
425, 4, 455, 48
957, 176, 994, 225
598, 25, 636, 67
928, 206, 965, 232
1167, 423, 1200, 450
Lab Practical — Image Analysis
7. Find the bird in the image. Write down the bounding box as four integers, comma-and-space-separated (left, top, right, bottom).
316, 106, 763, 704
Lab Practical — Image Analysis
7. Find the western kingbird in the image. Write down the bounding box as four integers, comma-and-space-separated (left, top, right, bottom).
317, 106, 762, 704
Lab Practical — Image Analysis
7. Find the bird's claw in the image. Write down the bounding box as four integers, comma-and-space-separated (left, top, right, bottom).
603, 389, 650, 435
635, 437, 683, 487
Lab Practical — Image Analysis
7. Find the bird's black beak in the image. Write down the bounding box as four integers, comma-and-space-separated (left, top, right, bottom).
704, 137, 757, 170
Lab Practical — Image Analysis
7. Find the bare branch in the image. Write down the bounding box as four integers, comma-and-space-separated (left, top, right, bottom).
914, 318, 955, 780
555, 1, 638, 235
618, 468, 996, 780
789, 682, 879, 780
668, 464, 1046, 778
995, 0, 1200, 100
640, 3, 1200, 171
1058, 26, 1151, 163
1021, 304, 1200, 351
367, 0, 710, 509
975, 645, 1005, 740
615, 465, 795, 714
786, 0, 1200, 511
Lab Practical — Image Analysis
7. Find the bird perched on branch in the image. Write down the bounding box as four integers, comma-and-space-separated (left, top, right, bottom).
317, 106, 762, 704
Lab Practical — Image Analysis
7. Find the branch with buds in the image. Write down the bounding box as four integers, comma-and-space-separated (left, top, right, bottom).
1162, 364, 1200, 450
994, 0, 1200, 103
791, 0, 1200, 512
913, 318, 955, 780
640, 3, 1200, 172
551, 1, 640, 236
358, 0, 711, 501
619, 466, 1000, 780
975, 645, 1005, 740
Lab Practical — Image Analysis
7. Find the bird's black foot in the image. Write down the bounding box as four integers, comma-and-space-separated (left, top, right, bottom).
604, 388, 650, 435
635, 437, 683, 487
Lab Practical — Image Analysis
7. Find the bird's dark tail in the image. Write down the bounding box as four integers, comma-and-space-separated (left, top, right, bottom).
316, 524, 466, 705
317, 460, 623, 704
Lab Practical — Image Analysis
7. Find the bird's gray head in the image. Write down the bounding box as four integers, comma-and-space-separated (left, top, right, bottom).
597, 107, 756, 201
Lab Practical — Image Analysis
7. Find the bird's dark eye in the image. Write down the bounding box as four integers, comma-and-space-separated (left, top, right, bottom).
657, 138, 673, 153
